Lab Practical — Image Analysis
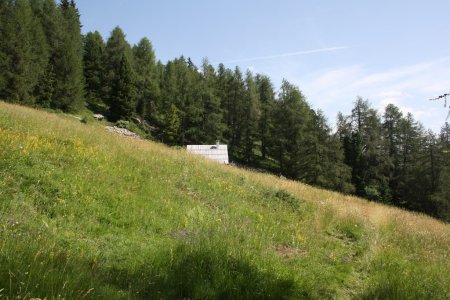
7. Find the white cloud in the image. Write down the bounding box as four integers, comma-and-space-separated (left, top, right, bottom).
215, 46, 349, 64
297, 58, 450, 132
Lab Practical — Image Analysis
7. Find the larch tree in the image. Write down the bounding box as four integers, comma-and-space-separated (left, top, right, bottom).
34, 62, 55, 108
228, 67, 246, 159
242, 70, 261, 163
51, 0, 84, 111
172, 57, 203, 144
382, 104, 404, 201
309, 110, 354, 193
256, 74, 275, 160
105, 26, 133, 112
132, 37, 159, 119
271, 80, 312, 179
216, 63, 234, 145
0, 0, 36, 104
83, 31, 106, 111
162, 103, 181, 145
199, 58, 225, 144
109, 54, 136, 121
431, 123, 450, 221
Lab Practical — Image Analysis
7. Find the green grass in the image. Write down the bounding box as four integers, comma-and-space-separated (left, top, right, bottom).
0, 101, 449, 299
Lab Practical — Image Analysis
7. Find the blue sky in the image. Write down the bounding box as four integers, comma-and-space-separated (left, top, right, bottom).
76, 0, 450, 132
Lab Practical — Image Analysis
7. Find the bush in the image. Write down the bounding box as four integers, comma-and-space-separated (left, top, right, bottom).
115, 120, 129, 128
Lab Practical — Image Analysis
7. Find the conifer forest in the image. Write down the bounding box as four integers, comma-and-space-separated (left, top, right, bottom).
1, 0, 449, 221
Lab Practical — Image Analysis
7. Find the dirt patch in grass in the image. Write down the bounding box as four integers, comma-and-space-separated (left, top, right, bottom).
275, 244, 307, 259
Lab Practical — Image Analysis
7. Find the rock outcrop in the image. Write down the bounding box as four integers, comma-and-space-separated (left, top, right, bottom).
105, 126, 141, 139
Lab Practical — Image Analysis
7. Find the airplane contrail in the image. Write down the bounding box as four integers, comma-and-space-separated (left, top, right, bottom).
215, 46, 349, 64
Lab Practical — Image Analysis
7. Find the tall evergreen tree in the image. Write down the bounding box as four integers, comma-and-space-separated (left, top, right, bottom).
256, 74, 275, 159
179, 58, 203, 144
0, 0, 46, 104
309, 110, 354, 193
132, 37, 159, 119
160, 56, 203, 144
109, 54, 136, 121
51, 0, 84, 111
83, 31, 106, 111
271, 80, 313, 179
241, 70, 260, 163
0, 0, 8, 94
27, 0, 50, 103
431, 123, 450, 221
216, 63, 234, 145
339, 98, 390, 200
162, 103, 181, 145
382, 104, 404, 201
364, 109, 389, 201
158, 60, 196, 144
105, 26, 133, 111
228, 67, 246, 159
158, 60, 179, 142
34, 61, 55, 108
407, 131, 440, 213
199, 58, 225, 144
395, 113, 424, 207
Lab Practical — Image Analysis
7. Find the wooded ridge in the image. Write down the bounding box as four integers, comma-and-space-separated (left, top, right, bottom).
0, 0, 448, 221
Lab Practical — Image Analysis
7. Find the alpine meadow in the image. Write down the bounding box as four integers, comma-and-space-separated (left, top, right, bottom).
0, 0, 450, 299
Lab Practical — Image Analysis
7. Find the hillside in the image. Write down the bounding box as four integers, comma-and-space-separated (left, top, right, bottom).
0, 101, 449, 299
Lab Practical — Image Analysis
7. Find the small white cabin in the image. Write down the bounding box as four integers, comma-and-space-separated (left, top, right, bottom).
186, 143, 229, 164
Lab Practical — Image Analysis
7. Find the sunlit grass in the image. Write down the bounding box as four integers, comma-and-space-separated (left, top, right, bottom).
0, 101, 449, 299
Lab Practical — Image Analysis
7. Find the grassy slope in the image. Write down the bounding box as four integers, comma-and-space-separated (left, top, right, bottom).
0, 101, 449, 299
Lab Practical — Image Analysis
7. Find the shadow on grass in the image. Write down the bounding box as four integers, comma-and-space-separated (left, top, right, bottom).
103, 243, 306, 299
357, 253, 450, 300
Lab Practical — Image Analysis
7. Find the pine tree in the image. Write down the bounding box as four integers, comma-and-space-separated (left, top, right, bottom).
34, 61, 55, 108
341, 98, 390, 201
39, 0, 62, 56
271, 80, 313, 179
216, 63, 234, 145
109, 54, 136, 121
364, 109, 389, 201
157, 60, 179, 141
382, 104, 403, 201
162, 103, 181, 145
256, 74, 275, 159
158, 56, 202, 144
396, 113, 424, 207
105, 26, 133, 111
0, 0, 37, 104
199, 58, 225, 144
50, 0, 84, 111
0, 0, 8, 94
431, 123, 450, 221
242, 70, 260, 163
228, 67, 246, 159
403, 131, 441, 214
132, 37, 159, 119
27, 0, 50, 103
432, 164, 450, 221
309, 110, 354, 193
83, 31, 106, 111
177, 57, 203, 144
